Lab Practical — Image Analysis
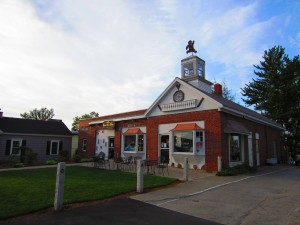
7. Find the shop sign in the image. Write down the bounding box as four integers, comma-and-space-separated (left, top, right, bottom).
103, 121, 115, 129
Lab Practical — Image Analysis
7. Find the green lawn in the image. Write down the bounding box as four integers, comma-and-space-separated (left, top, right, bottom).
0, 166, 177, 220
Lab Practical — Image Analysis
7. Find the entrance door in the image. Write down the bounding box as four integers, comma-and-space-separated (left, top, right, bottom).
160, 135, 170, 162
108, 137, 114, 159
248, 134, 253, 167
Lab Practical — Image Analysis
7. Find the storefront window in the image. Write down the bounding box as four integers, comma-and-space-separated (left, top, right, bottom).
124, 135, 136, 151
174, 131, 193, 153
172, 130, 205, 154
230, 134, 242, 162
124, 134, 145, 152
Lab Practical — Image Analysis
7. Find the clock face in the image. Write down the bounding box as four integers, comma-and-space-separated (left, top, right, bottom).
184, 63, 193, 76
173, 90, 184, 102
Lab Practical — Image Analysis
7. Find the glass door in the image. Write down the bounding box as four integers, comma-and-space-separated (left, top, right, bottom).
160, 135, 170, 162
108, 137, 114, 159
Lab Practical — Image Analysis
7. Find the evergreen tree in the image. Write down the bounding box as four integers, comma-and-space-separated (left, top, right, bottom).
241, 46, 300, 157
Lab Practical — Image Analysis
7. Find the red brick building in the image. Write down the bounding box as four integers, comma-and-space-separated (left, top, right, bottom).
78, 55, 284, 171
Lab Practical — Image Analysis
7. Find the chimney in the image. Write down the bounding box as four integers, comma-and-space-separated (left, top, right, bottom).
214, 83, 223, 97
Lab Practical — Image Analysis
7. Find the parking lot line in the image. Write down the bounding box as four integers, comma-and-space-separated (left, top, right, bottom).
157, 168, 289, 206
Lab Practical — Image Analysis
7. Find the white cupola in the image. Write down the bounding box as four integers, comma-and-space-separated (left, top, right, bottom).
181, 55, 213, 93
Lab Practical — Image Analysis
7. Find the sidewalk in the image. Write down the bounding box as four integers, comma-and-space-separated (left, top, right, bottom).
131, 164, 291, 208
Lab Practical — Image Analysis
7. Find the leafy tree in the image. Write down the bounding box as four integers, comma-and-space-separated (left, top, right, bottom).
20, 108, 54, 120
72, 111, 99, 131
241, 46, 300, 157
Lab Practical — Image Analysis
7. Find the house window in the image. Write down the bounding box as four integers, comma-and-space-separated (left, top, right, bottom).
124, 134, 145, 152
229, 134, 242, 162
50, 140, 59, 155
11, 139, 22, 155
82, 139, 87, 151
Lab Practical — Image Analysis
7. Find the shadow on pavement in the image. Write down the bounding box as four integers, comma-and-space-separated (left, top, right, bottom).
1, 198, 224, 225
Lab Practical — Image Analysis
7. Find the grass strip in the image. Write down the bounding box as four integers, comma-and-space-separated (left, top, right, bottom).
0, 166, 176, 220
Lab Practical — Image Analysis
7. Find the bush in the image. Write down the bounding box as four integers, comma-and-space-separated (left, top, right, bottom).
45, 159, 58, 165
59, 150, 69, 162
13, 163, 24, 168
72, 154, 82, 163
20, 147, 38, 166
216, 164, 257, 176
80, 158, 93, 163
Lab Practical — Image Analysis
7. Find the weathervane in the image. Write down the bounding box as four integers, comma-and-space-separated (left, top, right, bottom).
186, 40, 197, 54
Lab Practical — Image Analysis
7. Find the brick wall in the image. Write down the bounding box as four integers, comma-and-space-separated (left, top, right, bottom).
78, 109, 283, 171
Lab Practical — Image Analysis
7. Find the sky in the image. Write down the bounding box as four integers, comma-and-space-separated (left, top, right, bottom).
1, 0, 299, 129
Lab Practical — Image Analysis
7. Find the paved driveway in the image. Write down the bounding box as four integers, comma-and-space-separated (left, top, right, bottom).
132, 166, 300, 225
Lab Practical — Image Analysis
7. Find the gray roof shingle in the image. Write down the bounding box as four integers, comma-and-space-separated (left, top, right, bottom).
0, 117, 72, 136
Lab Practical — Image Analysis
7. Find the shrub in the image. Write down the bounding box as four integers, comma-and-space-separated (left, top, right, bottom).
59, 150, 69, 162
13, 163, 24, 168
20, 147, 38, 166
45, 159, 58, 165
72, 154, 82, 163
80, 158, 93, 163
216, 164, 257, 176
7, 155, 17, 166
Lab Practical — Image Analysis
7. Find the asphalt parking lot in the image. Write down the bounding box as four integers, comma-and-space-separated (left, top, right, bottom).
132, 165, 300, 225
1, 198, 223, 225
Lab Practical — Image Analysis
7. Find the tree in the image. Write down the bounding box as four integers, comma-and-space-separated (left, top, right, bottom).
20, 108, 54, 121
241, 46, 300, 157
72, 111, 99, 131
221, 81, 236, 102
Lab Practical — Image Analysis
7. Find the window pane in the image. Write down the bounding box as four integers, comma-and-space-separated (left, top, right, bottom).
51, 141, 58, 155
124, 135, 136, 151
160, 135, 169, 148
137, 135, 144, 152
174, 131, 193, 153
12, 140, 21, 155
230, 134, 241, 162
195, 131, 204, 155
82, 139, 87, 151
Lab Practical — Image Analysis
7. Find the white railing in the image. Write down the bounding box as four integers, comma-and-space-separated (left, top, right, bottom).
160, 99, 197, 112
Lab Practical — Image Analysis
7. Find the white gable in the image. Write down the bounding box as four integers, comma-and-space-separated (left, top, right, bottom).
145, 78, 222, 117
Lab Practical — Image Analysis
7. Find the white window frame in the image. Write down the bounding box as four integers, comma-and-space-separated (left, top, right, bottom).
123, 134, 146, 153
172, 130, 205, 155
82, 139, 87, 152
229, 134, 244, 167
50, 140, 59, 155
10, 139, 22, 155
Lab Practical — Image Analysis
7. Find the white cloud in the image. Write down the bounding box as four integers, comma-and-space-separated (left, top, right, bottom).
0, 0, 179, 127
0, 0, 299, 128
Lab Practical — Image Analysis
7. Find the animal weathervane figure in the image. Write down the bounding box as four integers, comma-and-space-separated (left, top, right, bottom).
186, 40, 197, 54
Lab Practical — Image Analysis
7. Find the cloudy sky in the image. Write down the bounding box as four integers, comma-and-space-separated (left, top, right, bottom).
1, 0, 299, 129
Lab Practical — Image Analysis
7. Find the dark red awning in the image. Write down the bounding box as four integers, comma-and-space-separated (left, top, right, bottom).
123, 128, 145, 134
170, 123, 204, 131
